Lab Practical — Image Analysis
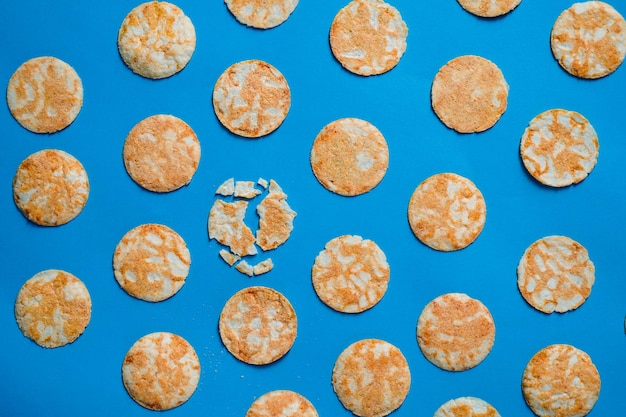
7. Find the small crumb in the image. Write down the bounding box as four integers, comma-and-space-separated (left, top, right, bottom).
257, 177, 268, 188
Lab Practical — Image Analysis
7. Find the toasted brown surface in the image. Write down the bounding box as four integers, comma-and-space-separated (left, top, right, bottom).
434, 397, 501, 417
457, 0, 521, 17
208, 199, 258, 257
246, 390, 318, 417
225, 0, 299, 29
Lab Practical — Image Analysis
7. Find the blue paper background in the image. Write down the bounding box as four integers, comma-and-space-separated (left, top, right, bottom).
0, 1, 624, 416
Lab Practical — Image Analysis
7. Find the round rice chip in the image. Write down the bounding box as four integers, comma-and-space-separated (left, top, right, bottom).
123, 114, 201, 192
522, 344, 600, 417
219, 286, 297, 365
517, 235, 595, 314
310, 118, 389, 196
213, 59, 290, 138
122, 332, 200, 410
431, 55, 509, 133
417, 293, 495, 371
551, 1, 626, 79
113, 223, 191, 302
434, 397, 501, 417
225, 0, 299, 29
330, 0, 408, 76
457, 0, 521, 17
6, 56, 83, 133
246, 390, 318, 417
15, 269, 91, 348
332, 338, 411, 417
312, 235, 390, 313
118, 1, 196, 79
408, 173, 486, 251
520, 109, 598, 187
13, 149, 89, 226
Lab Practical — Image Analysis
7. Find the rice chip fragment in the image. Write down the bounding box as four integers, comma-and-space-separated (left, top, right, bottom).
7, 56, 83, 133
520, 109, 599, 187
208, 199, 258, 257
122, 332, 200, 410
330, 0, 408, 76
256, 180, 297, 251
225, 0, 299, 29
216, 178, 235, 196
434, 397, 501, 417
551, 1, 626, 79
417, 293, 495, 371
332, 338, 411, 417
517, 235, 595, 313
246, 390, 318, 417
15, 269, 91, 348
312, 235, 390, 313
457, 0, 521, 17
522, 344, 600, 417
219, 286, 297, 365
235, 180, 262, 199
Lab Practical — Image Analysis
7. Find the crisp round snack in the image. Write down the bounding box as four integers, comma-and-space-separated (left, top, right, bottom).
417, 293, 495, 371
219, 286, 297, 365
246, 390, 318, 417
310, 118, 389, 196
431, 55, 509, 133
7, 56, 83, 133
520, 109, 599, 187
123, 114, 201, 192
434, 397, 501, 417
312, 235, 390, 313
408, 173, 486, 251
330, 0, 408, 76
457, 0, 521, 17
113, 223, 191, 302
13, 149, 89, 226
213, 59, 290, 138
517, 235, 595, 314
15, 269, 91, 348
522, 344, 600, 417
118, 1, 196, 79
332, 338, 411, 417
551, 1, 626, 79
225, 0, 299, 29
122, 332, 200, 410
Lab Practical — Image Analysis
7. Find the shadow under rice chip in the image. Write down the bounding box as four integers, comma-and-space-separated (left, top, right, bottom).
13, 149, 89, 226
122, 332, 200, 410
118, 1, 196, 79
15, 269, 91, 348
431, 55, 508, 133
7, 56, 83, 133
551, 1, 626, 79
219, 286, 297, 365
330, 0, 408, 76
522, 344, 600, 417
123, 114, 201, 192
457, 0, 521, 17
417, 293, 495, 371
434, 397, 501, 417
520, 109, 598, 187
246, 390, 318, 417
225, 0, 299, 29
332, 338, 410, 417
517, 235, 595, 314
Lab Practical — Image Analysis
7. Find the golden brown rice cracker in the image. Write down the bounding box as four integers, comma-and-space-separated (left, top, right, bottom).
522, 344, 600, 417
417, 293, 495, 371
551, 1, 626, 79
225, 0, 299, 29
256, 180, 297, 250
434, 397, 501, 417
13, 149, 89, 226
520, 109, 598, 187
113, 223, 191, 302
15, 269, 91, 348
517, 235, 595, 314
312, 235, 389, 313
408, 173, 486, 251
219, 286, 297, 365
213, 59, 290, 138
330, 0, 408, 76
332, 339, 410, 417
123, 114, 201, 192
7, 56, 83, 133
311, 118, 389, 196
122, 332, 200, 410
208, 199, 258, 256
246, 390, 318, 417
431, 55, 509, 133
457, 0, 521, 18
118, 1, 196, 79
